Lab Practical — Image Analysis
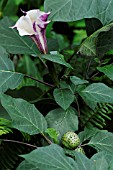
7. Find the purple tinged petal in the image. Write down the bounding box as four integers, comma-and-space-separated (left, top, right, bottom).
38, 21, 50, 29
40, 12, 50, 21
31, 29, 47, 54
33, 21, 37, 32
31, 19, 50, 54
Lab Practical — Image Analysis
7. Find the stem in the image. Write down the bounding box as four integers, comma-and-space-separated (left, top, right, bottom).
90, 72, 99, 79
46, 61, 59, 86
85, 56, 93, 79
1, 139, 38, 148
41, 133, 52, 145
80, 143, 88, 147
25, 74, 55, 88
67, 50, 77, 63
76, 98, 81, 117
59, 50, 76, 79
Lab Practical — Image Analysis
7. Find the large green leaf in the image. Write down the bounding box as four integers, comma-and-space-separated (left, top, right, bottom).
79, 83, 113, 104
96, 27, 113, 56
0, 46, 14, 70
109, 162, 113, 169
78, 22, 113, 56
92, 157, 108, 170
0, 46, 23, 92
41, 54, 72, 68
1, 94, 47, 135
44, 0, 113, 25
97, 65, 113, 81
88, 131, 113, 153
0, 17, 39, 55
17, 144, 76, 170
74, 152, 90, 170
0, 70, 24, 93
0, 103, 11, 120
46, 107, 78, 138
17, 161, 39, 170
53, 88, 75, 110
78, 127, 101, 143
91, 151, 113, 169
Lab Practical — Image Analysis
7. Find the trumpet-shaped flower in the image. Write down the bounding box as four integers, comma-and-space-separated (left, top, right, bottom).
11, 9, 50, 54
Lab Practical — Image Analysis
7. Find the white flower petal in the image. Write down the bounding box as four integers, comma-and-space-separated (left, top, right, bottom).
14, 15, 35, 36
11, 9, 51, 53
27, 9, 45, 23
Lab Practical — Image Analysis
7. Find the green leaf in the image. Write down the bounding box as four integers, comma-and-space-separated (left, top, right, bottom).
44, 0, 113, 25
78, 22, 113, 56
47, 38, 59, 52
97, 65, 113, 81
92, 157, 108, 170
0, 118, 12, 136
74, 152, 90, 170
0, 46, 23, 92
18, 144, 76, 170
0, 17, 39, 55
109, 161, 113, 170
79, 83, 113, 104
0, 70, 24, 93
0, 126, 12, 136
45, 128, 59, 143
70, 76, 88, 86
78, 127, 100, 143
91, 151, 113, 168
46, 107, 78, 138
0, 103, 11, 120
7, 86, 43, 103
88, 131, 113, 153
17, 161, 39, 170
96, 27, 113, 56
1, 94, 47, 135
16, 55, 38, 77
85, 18, 103, 36
53, 88, 75, 110
41, 54, 72, 68
0, 46, 14, 70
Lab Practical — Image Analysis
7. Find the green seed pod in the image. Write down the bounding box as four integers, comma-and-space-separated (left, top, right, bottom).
62, 132, 80, 149
75, 147, 85, 154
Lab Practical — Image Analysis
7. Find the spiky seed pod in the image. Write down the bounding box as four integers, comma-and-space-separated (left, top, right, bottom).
75, 147, 85, 154
62, 132, 80, 149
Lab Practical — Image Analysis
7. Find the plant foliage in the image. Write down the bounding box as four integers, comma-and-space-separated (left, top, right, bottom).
0, 0, 113, 169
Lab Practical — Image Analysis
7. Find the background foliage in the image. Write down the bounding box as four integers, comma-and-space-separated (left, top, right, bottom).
0, 0, 113, 169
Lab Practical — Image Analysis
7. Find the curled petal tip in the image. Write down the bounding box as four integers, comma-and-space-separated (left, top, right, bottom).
20, 8, 26, 15
40, 12, 50, 21
9, 25, 16, 29
47, 11, 51, 15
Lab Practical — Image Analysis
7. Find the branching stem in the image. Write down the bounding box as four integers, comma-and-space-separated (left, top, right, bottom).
1, 139, 38, 148
25, 74, 55, 87
41, 133, 52, 145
